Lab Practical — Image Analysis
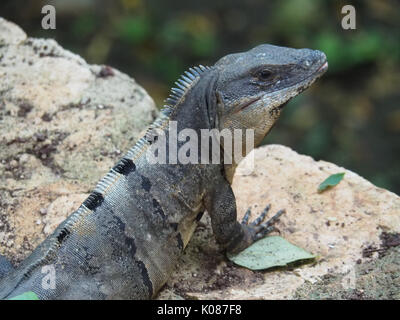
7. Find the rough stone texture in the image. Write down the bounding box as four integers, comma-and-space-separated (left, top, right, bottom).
158, 145, 400, 299
0, 17, 157, 263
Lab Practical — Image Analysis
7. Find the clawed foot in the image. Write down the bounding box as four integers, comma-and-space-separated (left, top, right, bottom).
241, 204, 285, 241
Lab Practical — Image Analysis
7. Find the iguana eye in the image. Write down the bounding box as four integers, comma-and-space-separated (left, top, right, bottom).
257, 69, 273, 81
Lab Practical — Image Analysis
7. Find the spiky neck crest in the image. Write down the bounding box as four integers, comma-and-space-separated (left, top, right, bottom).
161, 64, 212, 117
121, 65, 213, 161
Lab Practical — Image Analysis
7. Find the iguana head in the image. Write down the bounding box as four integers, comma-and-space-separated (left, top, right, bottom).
214, 44, 327, 148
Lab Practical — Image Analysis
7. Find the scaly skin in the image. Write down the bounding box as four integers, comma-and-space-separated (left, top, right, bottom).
0, 44, 327, 299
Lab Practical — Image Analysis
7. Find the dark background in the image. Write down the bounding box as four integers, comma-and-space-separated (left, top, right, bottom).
1, 0, 399, 194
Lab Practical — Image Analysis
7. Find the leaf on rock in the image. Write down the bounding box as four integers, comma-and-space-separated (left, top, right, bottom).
318, 172, 345, 193
227, 236, 315, 271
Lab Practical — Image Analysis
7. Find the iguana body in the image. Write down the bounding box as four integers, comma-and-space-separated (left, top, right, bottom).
0, 44, 327, 299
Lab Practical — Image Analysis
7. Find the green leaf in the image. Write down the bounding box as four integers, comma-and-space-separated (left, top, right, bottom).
227, 236, 314, 271
8, 291, 39, 300
318, 172, 345, 193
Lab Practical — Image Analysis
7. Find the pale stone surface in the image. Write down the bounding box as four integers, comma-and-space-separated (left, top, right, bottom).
0, 18, 26, 45
0, 17, 157, 263
158, 145, 400, 299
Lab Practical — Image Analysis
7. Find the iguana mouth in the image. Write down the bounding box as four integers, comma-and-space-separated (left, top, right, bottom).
303, 59, 328, 82
318, 61, 328, 73
286, 59, 328, 97
236, 96, 262, 112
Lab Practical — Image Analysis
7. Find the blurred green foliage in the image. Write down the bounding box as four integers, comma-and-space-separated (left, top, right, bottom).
1, 0, 399, 193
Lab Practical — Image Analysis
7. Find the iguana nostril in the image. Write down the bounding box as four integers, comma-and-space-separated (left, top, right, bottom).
315, 50, 327, 64
303, 60, 312, 68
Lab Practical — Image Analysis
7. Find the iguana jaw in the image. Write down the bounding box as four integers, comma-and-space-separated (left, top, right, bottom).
253, 56, 328, 110
213, 45, 327, 180
239, 58, 328, 114
219, 60, 326, 146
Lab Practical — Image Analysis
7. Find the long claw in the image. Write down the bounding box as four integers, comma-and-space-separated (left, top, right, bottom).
265, 209, 286, 227
252, 208, 286, 240
254, 226, 276, 240
250, 204, 271, 226
241, 207, 251, 225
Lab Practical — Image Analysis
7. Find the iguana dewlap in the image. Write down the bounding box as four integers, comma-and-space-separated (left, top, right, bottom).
0, 44, 327, 299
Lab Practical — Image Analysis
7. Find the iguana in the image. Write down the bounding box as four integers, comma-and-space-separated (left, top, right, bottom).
0, 44, 327, 299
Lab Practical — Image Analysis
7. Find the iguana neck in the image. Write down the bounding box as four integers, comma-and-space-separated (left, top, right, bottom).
167, 68, 218, 132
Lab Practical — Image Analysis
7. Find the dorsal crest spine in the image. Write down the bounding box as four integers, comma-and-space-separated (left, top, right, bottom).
162, 64, 211, 115
61, 64, 213, 225
122, 64, 212, 162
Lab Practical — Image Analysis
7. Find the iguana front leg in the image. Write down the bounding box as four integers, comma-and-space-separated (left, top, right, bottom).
205, 176, 284, 255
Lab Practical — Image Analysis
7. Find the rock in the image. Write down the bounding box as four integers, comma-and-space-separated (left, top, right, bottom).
0, 18, 26, 45
161, 145, 400, 299
0, 17, 158, 263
